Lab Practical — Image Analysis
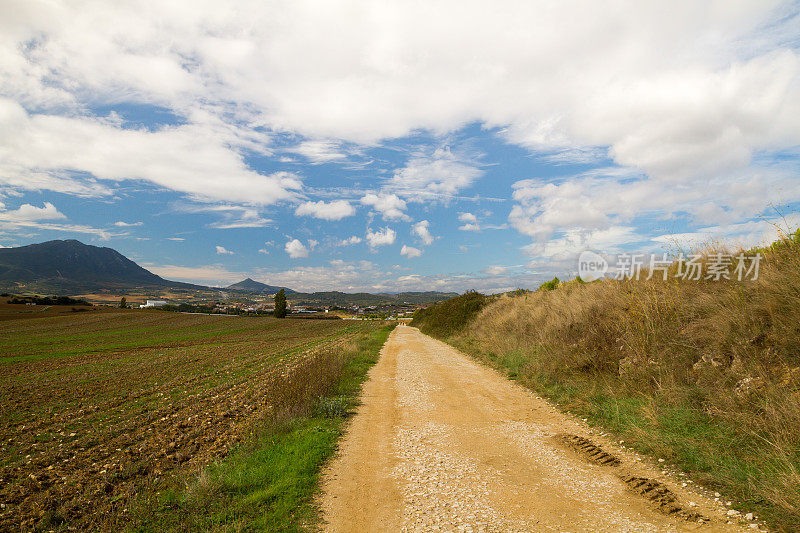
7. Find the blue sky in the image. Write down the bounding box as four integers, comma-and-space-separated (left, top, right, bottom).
1, 1, 799, 292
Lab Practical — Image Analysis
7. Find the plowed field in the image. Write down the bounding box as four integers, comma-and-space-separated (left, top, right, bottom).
0, 310, 377, 530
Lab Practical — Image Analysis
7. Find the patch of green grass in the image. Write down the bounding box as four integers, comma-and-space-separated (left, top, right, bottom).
135, 420, 340, 532
129, 324, 394, 533
499, 350, 528, 379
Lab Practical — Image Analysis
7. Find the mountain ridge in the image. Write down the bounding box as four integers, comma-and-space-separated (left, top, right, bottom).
0, 240, 226, 294
0, 240, 458, 305
226, 278, 295, 294
0, 239, 168, 290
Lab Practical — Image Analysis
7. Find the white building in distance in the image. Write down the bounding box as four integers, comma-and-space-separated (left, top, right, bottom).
141, 300, 168, 308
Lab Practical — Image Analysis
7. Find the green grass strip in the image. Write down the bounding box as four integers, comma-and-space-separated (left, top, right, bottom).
129, 324, 394, 533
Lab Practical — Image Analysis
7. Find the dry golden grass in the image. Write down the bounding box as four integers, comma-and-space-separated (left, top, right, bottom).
420, 236, 800, 530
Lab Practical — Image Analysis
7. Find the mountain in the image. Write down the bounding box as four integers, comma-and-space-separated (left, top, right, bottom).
0, 240, 167, 287
0, 240, 454, 306
226, 278, 295, 294
0, 240, 209, 293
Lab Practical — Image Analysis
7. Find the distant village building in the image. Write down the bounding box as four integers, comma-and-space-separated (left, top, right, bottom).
141, 300, 168, 308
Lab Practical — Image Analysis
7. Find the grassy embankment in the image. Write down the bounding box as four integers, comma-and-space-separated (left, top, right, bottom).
129, 323, 395, 532
412, 233, 800, 532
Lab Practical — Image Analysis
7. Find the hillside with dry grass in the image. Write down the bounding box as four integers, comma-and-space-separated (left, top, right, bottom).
413, 232, 800, 532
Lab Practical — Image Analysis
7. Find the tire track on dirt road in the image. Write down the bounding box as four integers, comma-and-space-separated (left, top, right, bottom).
321, 325, 757, 532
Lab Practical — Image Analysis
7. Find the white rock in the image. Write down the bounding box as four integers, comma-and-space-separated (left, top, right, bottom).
745, 512, 754, 520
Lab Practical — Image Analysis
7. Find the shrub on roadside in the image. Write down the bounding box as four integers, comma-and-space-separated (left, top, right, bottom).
314, 396, 350, 419
411, 290, 490, 339
537, 276, 560, 291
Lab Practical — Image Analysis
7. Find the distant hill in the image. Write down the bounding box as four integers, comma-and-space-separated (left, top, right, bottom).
225, 283, 453, 305
0, 240, 456, 306
226, 278, 295, 294
0, 240, 208, 294
290, 290, 458, 307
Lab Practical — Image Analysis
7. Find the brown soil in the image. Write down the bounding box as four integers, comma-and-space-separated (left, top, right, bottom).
0, 312, 370, 530
0, 303, 96, 322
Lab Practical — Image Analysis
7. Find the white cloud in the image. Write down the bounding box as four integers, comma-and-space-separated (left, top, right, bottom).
652, 215, 800, 251
215, 245, 234, 255
483, 265, 508, 275
291, 140, 349, 163
176, 204, 272, 229
142, 263, 245, 286
167, 237, 185, 241
411, 220, 434, 245
285, 238, 309, 258
253, 260, 379, 292
258, 240, 276, 253
210, 216, 272, 229
360, 193, 409, 221
522, 226, 646, 261
539, 147, 608, 165
457, 211, 482, 231
113, 220, 143, 227
0, 202, 65, 222
1, 1, 797, 191
508, 162, 800, 267
400, 245, 422, 258
389, 147, 483, 201
295, 199, 355, 220
337, 235, 362, 246
365, 226, 396, 248
0, 99, 302, 205
0, 201, 114, 238
458, 214, 505, 232
0, 220, 113, 239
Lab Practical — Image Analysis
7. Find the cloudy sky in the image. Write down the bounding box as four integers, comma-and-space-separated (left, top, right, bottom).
1, 0, 799, 292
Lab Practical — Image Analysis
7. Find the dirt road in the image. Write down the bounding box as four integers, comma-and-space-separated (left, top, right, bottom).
321, 325, 756, 532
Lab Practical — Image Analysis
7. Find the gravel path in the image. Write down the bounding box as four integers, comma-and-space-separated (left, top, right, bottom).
320, 325, 754, 532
